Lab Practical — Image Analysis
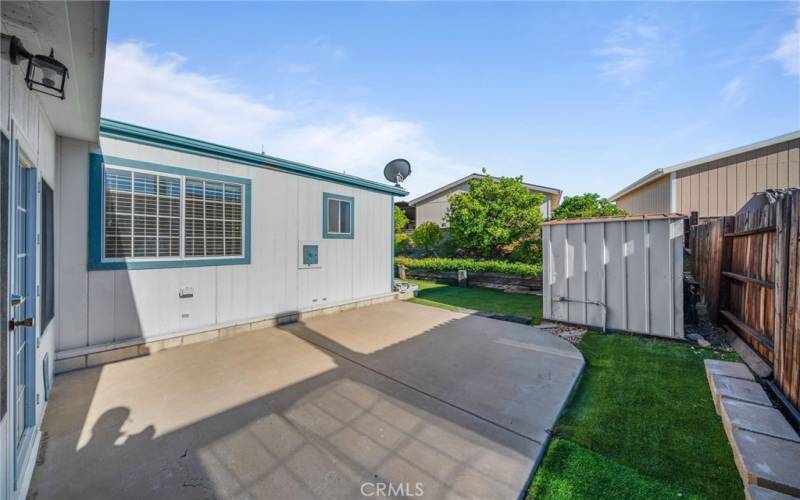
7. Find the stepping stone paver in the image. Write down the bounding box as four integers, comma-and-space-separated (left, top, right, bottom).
705, 359, 756, 382
710, 374, 772, 413
731, 428, 800, 497
745, 485, 800, 500
720, 398, 800, 443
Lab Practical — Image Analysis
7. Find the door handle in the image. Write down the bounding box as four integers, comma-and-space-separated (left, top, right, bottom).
8, 317, 34, 331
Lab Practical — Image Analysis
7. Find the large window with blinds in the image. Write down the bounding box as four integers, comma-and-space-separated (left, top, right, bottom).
185, 178, 243, 257
102, 165, 246, 262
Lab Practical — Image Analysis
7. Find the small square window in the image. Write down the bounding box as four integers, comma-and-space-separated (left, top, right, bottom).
323, 193, 354, 239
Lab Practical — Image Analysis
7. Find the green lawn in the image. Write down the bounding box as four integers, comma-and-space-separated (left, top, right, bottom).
529, 333, 743, 500
406, 279, 542, 323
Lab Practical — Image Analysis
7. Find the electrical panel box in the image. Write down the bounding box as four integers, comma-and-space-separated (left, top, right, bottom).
303, 245, 319, 266
298, 241, 321, 268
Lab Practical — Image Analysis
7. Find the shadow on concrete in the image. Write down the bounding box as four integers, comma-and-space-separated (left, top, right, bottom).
29, 303, 583, 500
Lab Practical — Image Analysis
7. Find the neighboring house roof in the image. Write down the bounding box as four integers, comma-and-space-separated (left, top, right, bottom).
407, 173, 562, 206
609, 130, 800, 202
99, 118, 408, 196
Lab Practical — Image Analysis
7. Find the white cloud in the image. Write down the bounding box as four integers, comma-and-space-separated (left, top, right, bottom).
596, 16, 662, 85
102, 43, 285, 149
101, 42, 472, 198
770, 18, 800, 75
268, 113, 468, 198
721, 76, 747, 108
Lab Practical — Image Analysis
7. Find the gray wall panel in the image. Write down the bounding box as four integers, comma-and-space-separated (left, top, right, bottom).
543, 217, 684, 338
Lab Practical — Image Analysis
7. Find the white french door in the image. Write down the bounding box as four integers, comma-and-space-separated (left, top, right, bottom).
8, 140, 37, 486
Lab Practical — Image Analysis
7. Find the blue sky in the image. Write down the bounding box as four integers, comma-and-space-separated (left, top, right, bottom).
103, 2, 800, 199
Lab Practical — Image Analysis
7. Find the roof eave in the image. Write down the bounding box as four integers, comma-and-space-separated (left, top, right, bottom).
99, 118, 408, 196
608, 168, 666, 201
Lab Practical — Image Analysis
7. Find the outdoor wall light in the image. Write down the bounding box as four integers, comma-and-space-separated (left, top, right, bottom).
2, 34, 69, 100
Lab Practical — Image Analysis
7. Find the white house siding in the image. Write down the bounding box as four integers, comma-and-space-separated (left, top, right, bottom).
56, 136, 393, 354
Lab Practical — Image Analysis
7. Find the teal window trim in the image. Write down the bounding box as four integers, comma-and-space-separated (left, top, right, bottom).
100, 118, 408, 197
322, 192, 354, 239
88, 153, 252, 270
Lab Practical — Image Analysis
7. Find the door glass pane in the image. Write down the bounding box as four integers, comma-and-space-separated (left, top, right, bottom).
13, 163, 33, 447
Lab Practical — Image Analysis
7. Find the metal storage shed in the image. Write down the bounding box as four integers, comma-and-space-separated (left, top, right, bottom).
542, 214, 686, 338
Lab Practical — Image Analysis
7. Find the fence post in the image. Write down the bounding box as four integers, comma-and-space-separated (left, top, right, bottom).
457, 269, 468, 288
773, 193, 791, 396
719, 216, 735, 318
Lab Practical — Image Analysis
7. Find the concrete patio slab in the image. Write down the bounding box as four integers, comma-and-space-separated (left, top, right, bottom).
710, 374, 772, 413
281, 301, 585, 445
29, 301, 583, 500
731, 428, 800, 497
720, 398, 800, 443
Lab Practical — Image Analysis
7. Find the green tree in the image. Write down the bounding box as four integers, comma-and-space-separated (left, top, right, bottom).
412, 222, 443, 254
445, 174, 544, 261
394, 205, 409, 232
552, 193, 627, 220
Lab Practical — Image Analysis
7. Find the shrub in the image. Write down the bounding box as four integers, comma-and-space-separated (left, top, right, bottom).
510, 238, 542, 265
395, 256, 541, 276
552, 193, 627, 220
394, 206, 409, 232
446, 173, 544, 260
412, 222, 444, 253
394, 232, 412, 254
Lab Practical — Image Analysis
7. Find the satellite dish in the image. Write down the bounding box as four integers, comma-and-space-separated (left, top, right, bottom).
383, 158, 411, 186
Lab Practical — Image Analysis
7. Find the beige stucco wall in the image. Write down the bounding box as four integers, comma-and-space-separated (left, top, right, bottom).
675, 139, 800, 218
615, 138, 800, 218
614, 175, 672, 215
415, 185, 468, 226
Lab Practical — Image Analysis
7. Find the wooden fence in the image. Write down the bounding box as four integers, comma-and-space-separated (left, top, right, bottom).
689, 189, 799, 411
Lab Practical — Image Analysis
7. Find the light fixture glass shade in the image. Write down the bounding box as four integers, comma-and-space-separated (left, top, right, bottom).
25, 50, 69, 99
